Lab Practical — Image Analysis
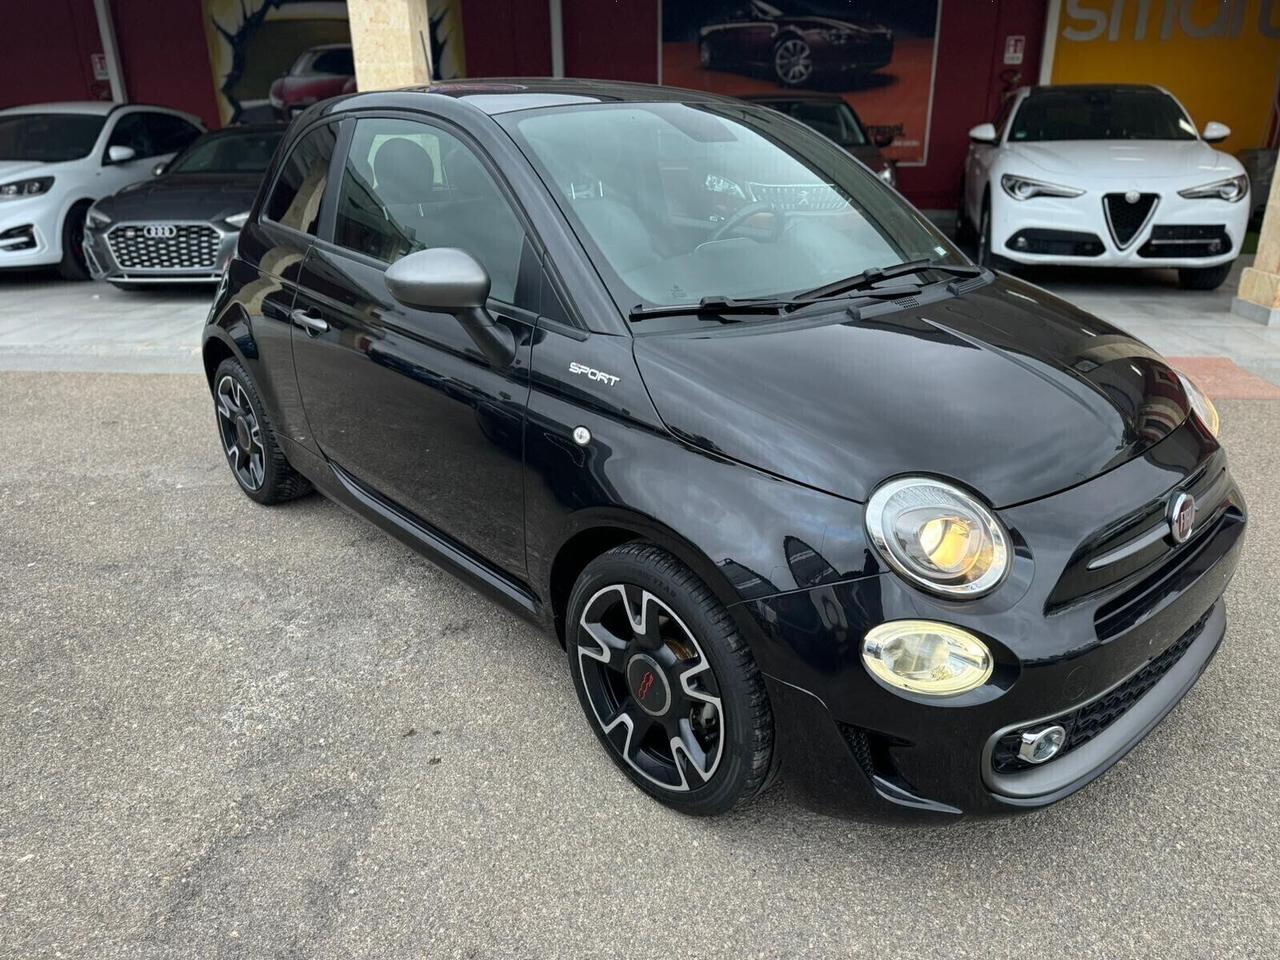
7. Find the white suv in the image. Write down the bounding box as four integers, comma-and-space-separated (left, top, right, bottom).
0, 102, 204, 279
960, 84, 1249, 290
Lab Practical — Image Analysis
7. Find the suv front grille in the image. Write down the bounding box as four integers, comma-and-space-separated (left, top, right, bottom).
1103, 193, 1158, 248
990, 606, 1213, 774
107, 223, 220, 271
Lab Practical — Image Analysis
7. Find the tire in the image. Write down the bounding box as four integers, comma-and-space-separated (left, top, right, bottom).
211, 357, 312, 505
976, 196, 1006, 271
1178, 262, 1233, 291
772, 37, 814, 88
955, 189, 975, 244
566, 542, 774, 816
57, 202, 91, 281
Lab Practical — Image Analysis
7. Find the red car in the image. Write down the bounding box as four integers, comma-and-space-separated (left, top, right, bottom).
269, 44, 354, 119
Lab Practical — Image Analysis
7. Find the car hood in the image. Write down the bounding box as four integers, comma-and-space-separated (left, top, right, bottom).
0, 159, 59, 180
1007, 139, 1236, 182
94, 174, 262, 222
632, 276, 1191, 508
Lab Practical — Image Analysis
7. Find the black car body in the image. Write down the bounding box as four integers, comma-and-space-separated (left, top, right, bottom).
84, 123, 285, 286
202, 80, 1244, 818
699, 1, 894, 88
742, 92, 896, 185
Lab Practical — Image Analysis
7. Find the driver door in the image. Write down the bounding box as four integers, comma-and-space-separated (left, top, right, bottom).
289, 115, 539, 580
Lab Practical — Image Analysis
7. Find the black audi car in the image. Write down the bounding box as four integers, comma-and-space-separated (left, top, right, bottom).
84, 123, 286, 288
699, 1, 894, 88
202, 80, 1245, 817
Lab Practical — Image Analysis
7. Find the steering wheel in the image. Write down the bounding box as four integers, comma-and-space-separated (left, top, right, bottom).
710, 200, 784, 243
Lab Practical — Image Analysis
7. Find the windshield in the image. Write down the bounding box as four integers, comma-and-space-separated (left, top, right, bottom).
168, 128, 284, 174
0, 113, 105, 162
1010, 88, 1198, 142
500, 102, 958, 313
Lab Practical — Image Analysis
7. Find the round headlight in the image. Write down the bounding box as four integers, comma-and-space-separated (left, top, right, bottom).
865, 477, 1009, 597
1177, 372, 1219, 437
862, 621, 993, 696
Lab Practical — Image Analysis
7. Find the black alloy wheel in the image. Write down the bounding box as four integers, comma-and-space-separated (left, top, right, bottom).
212, 357, 312, 505
567, 543, 774, 815
57, 202, 91, 281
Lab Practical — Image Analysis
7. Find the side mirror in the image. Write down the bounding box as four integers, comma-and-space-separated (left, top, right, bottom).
152, 161, 167, 177
385, 247, 516, 368
873, 130, 895, 149
1202, 121, 1230, 143
107, 145, 136, 164
968, 123, 998, 145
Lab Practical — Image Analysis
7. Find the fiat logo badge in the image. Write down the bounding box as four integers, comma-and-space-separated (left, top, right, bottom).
1124, 190, 1141, 204
144, 224, 178, 239
1168, 492, 1196, 544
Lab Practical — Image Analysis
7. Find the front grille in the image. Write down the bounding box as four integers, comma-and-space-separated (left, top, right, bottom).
1006, 228, 1104, 257
1045, 453, 1234, 619
991, 606, 1213, 774
107, 223, 220, 271
1103, 192, 1158, 248
1137, 224, 1232, 259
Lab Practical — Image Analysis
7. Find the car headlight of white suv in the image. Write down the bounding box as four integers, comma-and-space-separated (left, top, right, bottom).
1000, 174, 1084, 201
0, 176, 54, 200
1177, 174, 1248, 202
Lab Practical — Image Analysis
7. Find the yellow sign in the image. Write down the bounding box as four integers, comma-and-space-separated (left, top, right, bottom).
1051, 0, 1280, 151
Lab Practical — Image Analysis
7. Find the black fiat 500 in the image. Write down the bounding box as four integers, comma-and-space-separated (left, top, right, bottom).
202, 80, 1245, 817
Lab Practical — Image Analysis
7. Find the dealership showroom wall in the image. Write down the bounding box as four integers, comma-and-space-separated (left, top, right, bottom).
3, 2, 1280, 959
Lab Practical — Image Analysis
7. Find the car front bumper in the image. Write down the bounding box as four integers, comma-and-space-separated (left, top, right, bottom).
737, 423, 1246, 816
0, 190, 65, 268
991, 185, 1249, 268
83, 219, 237, 284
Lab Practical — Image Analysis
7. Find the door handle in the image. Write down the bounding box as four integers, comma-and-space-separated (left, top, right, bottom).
290, 308, 329, 334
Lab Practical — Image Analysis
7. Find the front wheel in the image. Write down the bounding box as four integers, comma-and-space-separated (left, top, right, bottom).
566, 543, 775, 815
57, 202, 91, 281
1178, 262, 1233, 291
212, 358, 312, 505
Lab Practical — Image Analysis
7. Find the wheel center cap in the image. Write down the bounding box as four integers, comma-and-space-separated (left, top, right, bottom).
626, 653, 671, 717
234, 416, 250, 449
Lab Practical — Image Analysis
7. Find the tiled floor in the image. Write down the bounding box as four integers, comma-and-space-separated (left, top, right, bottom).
2, 251, 1279, 388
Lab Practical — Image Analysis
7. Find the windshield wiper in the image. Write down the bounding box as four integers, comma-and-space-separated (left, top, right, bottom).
628, 284, 923, 322
793, 258, 983, 302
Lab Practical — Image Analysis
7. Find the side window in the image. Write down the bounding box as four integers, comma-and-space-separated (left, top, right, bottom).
265, 123, 337, 235
143, 113, 202, 155
107, 114, 152, 158
333, 116, 529, 307
312, 48, 354, 75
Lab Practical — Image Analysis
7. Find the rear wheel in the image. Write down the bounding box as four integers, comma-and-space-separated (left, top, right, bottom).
773, 37, 814, 87
57, 202, 91, 281
1177, 262, 1233, 291
566, 542, 774, 816
212, 357, 312, 505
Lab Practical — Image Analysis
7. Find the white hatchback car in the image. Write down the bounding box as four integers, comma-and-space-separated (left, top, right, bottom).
960, 84, 1249, 290
0, 102, 204, 279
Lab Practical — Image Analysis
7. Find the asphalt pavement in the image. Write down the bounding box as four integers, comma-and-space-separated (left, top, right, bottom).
2, 369, 1278, 960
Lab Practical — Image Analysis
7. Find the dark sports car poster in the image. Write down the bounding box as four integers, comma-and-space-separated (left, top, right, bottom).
661, 0, 942, 166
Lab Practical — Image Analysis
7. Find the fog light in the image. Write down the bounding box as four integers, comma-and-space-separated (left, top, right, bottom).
1018, 725, 1066, 764
862, 621, 993, 696
1013, 236, 1029, 250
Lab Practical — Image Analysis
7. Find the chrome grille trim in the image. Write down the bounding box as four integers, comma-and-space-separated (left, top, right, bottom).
106, 222, 222, 272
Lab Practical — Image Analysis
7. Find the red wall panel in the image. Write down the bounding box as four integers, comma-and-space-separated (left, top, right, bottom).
463, 0, 553, 77
111, 0, 221, 127
0, 0, 106, 109
562, 0, 657, 82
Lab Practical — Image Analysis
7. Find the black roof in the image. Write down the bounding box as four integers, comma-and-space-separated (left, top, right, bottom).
338, 78, 754, 116
1028, 83, 1163, 96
